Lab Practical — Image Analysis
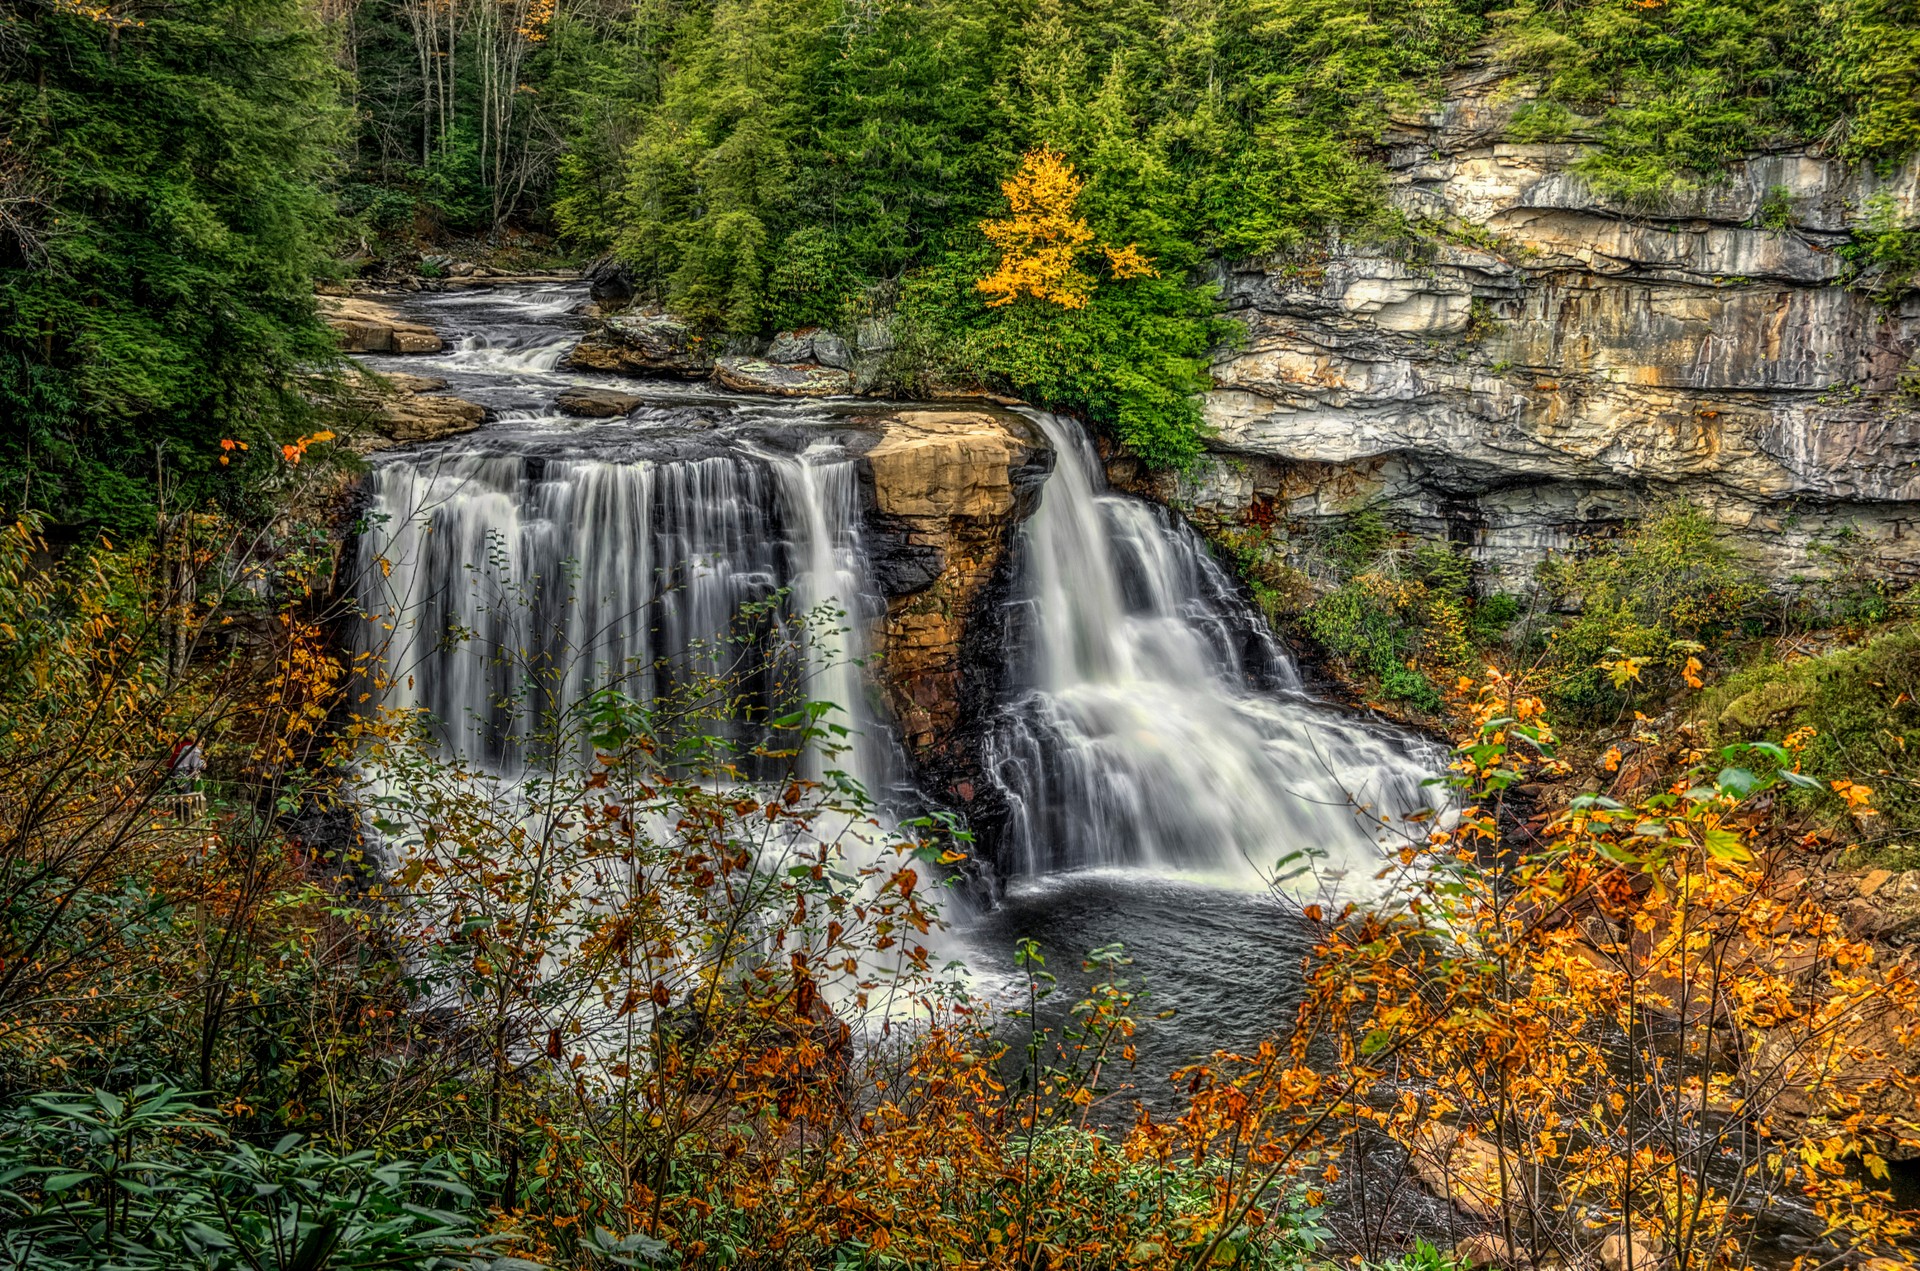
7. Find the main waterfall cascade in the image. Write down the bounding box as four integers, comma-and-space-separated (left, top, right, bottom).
352, 283, 1437, 899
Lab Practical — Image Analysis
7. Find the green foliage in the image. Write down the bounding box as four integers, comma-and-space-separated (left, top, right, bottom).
1756, 184, 1795, 233
1536, 506, 1764, 715
1305, 580, 1446, 711
1841, 191, 1920, 299
0, 0, 344, 535
1817, 0, 1920, 167
0, 1085, 500, 1270
903, 246, 1231, 468
1701, 624, 1920, 836
1494, 0, 1919, 200
1290, 515, 1519, 713
592, 0, 1492, 466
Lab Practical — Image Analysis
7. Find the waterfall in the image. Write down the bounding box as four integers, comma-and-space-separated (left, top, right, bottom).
356, 446, 890, 795
351, 284, 1436, 900
985, 413, 1435, 886
761, 443, 894, 793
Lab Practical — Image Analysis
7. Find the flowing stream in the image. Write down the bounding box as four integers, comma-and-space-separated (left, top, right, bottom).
350, 279, 1437, 1070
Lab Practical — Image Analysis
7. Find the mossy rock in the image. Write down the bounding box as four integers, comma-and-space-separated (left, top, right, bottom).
1697, 625, 1920, 837
1715, 678, 1815, 733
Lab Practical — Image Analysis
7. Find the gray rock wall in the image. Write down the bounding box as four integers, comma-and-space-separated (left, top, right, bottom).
1174, 62, 1920, 591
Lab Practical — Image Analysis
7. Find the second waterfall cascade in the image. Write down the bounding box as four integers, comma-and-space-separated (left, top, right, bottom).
986, 411, 1433, 885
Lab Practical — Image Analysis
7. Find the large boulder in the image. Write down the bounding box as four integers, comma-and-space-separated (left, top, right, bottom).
761, 328, 853, 369
1598, 1231, 1667, 1271
320, 296, 443, 354
566, 312, 714, 379
583, 255, 635, 307
555, 386, 646, 418
713, 357, 853, 397
765, 329, 819, 364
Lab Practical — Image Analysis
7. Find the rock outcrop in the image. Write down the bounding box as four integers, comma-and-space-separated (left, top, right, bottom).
555, 386, 645, 418
856, 409, 1052, 777
565, 312, 715, 378
320, 296, 444, 355
336, 372, 486, 452
1161, 59, 1920, 591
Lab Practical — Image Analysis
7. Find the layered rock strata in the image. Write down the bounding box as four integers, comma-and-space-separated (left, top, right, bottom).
320, 296, 444, 355
1151, 61, 1920, 591
855, 409, 1052, 788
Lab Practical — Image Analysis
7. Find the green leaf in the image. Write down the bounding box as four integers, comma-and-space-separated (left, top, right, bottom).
1702, 827, 1751, 863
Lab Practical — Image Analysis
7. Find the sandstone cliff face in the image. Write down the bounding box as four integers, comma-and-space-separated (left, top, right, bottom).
1163, 62, 1920, 590
856, 409, 1052, 782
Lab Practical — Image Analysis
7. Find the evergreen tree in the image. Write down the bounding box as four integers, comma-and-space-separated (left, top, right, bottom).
0, 0, 345, 534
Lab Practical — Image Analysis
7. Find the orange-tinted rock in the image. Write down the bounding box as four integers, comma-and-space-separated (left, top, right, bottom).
320, 295, 443, 354
859, 409, 1049, 763
336, 371, 485, 452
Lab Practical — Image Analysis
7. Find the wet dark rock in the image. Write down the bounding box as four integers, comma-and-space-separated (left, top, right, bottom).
584, 255, 636, 307
556, 386, 646, 418
566, 312, 715, 378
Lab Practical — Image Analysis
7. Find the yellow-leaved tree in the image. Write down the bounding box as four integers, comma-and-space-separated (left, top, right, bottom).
976, 148, 1154, 309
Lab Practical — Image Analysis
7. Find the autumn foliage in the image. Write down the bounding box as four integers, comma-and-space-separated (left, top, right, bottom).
5, 473, 1920, 1270
976, 148, 1154, 310
1289, 671, 1920, 1269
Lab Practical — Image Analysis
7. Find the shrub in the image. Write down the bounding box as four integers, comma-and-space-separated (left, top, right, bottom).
1294, 673, 1920, 1271
1699, 624, 1920, 837
0, 1086, 499, 1271
1305, 577, 1444, 712
1536, 505, 1764, 716
1289, 515, 1516, 715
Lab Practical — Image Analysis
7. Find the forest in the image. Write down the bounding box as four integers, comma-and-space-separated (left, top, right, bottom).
5, 0, 1920, 1266
6, 0, 1919, 524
